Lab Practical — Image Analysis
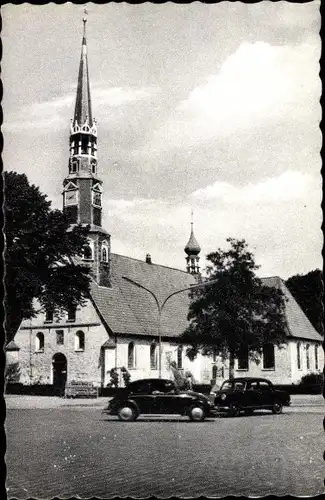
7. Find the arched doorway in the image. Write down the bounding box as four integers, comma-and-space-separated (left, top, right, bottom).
52, 353, 67, 396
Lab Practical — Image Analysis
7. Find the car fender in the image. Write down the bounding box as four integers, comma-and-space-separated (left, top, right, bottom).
120, 398, 140, 414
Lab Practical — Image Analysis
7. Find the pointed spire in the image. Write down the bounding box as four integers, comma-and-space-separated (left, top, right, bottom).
74, 13, 93, 126
185, 211, 201, 256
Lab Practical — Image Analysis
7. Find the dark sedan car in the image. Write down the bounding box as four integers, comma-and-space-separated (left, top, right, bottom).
104, 378, 217, 421
210, 377, 290, 417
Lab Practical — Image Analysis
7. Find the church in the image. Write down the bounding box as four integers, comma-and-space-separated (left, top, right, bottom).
6, 19, 323, 394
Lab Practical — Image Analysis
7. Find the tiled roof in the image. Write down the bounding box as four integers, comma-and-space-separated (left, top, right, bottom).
90, 253, 195, 338
261, 276, 322, 342
90, 257, 322, 342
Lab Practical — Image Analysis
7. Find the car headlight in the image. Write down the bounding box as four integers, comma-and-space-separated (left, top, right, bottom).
220, 394, 226, 401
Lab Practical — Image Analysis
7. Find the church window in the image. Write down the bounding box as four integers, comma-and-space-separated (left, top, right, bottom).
315, 345, 319, 370
75, 331, 85, 351
35, 332, 44, 352
56, 330, 64, 345
297, 342, 301, 369
91, 162, 96, 174
177, 345, 183, 369
67, 306, 76, 322
262, 343, 275, 369
128, 342, 135, 369
70, 160, 78, 174
306, 344, 310, 370
212, 365, 217, 380
150, 342, 157, 370
237, 346, 249, 370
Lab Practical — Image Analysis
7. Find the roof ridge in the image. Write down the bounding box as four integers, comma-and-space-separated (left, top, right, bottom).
111, 252, 191, 275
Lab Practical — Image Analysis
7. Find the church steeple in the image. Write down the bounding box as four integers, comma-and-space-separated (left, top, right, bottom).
74, 17, 93, 127
184, 211, 201, 275
62, 13, 111, 287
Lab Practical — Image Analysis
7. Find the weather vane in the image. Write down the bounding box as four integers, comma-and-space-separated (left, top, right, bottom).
83, 5, 88, 23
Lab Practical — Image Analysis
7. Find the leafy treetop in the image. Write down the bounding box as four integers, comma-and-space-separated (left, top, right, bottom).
4, 171, 91, 342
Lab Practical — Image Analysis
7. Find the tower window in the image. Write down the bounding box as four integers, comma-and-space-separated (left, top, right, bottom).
45, 309, 53, 322
91, 162, 96, 174
315, 345, 319, 370
150, 342, 157, 370
92, 190, 102, 208
82, 241, 94, 261
81, 136, 88, 154
101, 241, 109, 262
35, 332, 44, 352
67, 306, 76, 322
75, 331, 85, 351
56, 330, 64, 345
70, 160, 79, 174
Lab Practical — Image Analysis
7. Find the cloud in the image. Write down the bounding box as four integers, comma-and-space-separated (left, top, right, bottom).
4, 85, 154, 132
146, 39, 320, 151
190, 170, 318, 205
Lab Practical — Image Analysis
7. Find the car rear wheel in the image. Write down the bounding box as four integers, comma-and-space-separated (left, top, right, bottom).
272, 401, 283, 414
229, 404, 241, 417
117, 405, 138, 422
188, 405, 206, 422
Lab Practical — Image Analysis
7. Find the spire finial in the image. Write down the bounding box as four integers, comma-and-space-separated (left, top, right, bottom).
83, 6, 88, 40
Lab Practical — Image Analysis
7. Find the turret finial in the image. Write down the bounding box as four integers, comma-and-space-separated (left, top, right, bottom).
83, 6, 88, 40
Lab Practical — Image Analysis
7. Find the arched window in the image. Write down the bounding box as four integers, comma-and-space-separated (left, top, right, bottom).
315, 344, 319, 370
128, 342, 135, 369
150, 342, 157, 370
306, 344, 310, 370
75, 331, 85, 351
212, 365, 217, 380
297, 342, 301, 369
82, 240, 94, 261
101, 241, 109, 262
35, 332, 44, 352
177, 345, 183, 369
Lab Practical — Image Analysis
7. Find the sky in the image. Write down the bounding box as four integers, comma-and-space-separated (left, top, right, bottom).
2, 2, 322, 279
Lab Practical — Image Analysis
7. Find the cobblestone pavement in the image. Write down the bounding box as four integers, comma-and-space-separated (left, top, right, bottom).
5, 402, 324, 498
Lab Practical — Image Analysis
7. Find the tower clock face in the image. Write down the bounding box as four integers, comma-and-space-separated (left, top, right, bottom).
65, 190, 77, 206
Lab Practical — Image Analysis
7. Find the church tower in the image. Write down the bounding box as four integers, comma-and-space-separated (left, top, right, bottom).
184, 213, 201, 275
63, 16, 111, 286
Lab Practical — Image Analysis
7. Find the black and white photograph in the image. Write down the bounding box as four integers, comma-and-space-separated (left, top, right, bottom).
3, 2, 323, 498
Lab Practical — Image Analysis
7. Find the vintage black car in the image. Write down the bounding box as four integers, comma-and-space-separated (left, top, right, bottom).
210, 377, 290, 417
104, 378, 218, 421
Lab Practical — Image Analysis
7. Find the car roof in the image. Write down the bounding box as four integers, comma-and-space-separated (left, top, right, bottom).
129, 378, 172, 384
223, 377, 272, 383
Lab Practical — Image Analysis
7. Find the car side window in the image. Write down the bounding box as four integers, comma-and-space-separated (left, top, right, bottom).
130, 381, 152, 394
152, 380, 176, 394
247, 381, 259, 391
259, 381, 271, 392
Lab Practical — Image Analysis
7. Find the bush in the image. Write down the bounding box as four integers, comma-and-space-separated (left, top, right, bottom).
300, 372, 323, 387
121, 366, 131, 387
107, 368, 119, 388
5, 362, 21, 383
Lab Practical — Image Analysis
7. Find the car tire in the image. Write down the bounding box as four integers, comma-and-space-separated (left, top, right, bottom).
229, 404, 241, 417
272, 401, 283, 414
117, 405, 138, 422
244, 408, 254, 416
188, 405, 206, 422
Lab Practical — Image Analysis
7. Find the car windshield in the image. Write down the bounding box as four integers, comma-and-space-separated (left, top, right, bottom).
221, 380, 245, 391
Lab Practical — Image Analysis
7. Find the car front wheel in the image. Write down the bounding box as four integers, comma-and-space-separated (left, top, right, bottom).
188, 405, 206, 422
229, 404, 241, 417
272, 401, 283, 414
117, 405, 138, 422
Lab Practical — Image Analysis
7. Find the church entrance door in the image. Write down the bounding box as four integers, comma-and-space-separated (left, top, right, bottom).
52, 353, 67, 396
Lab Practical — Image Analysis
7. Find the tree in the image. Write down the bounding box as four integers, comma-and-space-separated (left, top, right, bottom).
181, 238, 288, 379
286, 270, 323, 335
4, 171, 91, 342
